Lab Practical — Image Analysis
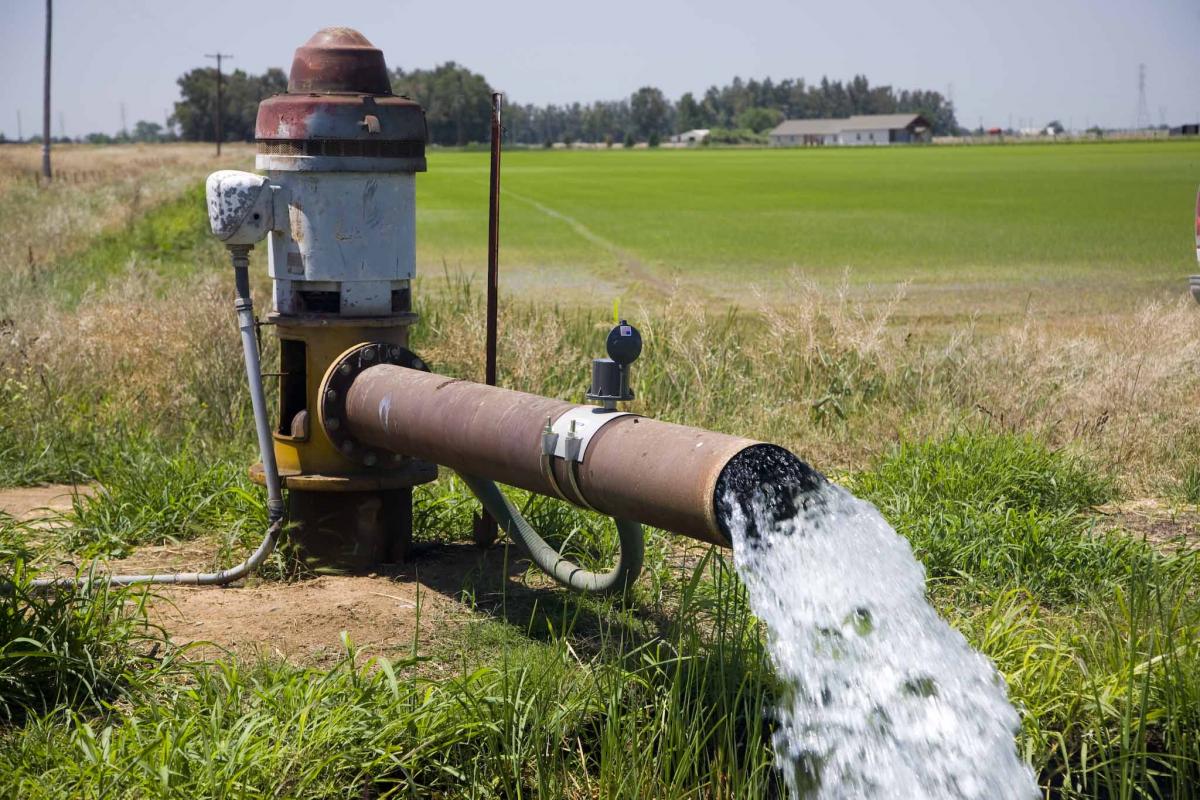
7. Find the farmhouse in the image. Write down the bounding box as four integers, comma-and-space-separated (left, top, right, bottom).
669, 128, 710, 146
768, 113, 931, 146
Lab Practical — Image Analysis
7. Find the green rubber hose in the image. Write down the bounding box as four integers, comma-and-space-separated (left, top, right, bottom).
458, 473, 644, 596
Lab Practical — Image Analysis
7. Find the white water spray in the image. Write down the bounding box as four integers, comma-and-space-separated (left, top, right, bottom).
723, 480, 1038, 799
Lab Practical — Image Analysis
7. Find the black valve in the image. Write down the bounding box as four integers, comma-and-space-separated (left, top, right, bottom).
587, 319, 641, 409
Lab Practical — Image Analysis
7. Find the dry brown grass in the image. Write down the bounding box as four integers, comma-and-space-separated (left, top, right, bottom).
415, 270, 1200, 496
0, 144, 253, 303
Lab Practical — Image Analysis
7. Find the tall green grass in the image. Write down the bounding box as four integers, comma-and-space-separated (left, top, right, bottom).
0, 565, 166, 723
852, 432, 1148, 602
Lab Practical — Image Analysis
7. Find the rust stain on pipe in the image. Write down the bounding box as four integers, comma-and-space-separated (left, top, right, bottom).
342, 364, 767, 547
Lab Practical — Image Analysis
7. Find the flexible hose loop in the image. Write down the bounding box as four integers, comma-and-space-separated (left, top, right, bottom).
458, 473, 644, 597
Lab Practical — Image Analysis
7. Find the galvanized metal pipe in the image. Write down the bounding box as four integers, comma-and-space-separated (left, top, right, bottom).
30, 247, 285, 590
341, 364, 813, 547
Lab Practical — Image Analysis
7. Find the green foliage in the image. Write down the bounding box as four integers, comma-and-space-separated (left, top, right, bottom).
59, 441, 265, 559
631, 86, 670, 140
853, 432, 1133, 601
391, 62, 493, 146
170, 67, 287, 142
44, 182, 217, 308
735, 106, 784, 134
0, 567, 165, 723
705, 127, 768, 145
1174, 464, 1200, 504
0, 556, 778, 799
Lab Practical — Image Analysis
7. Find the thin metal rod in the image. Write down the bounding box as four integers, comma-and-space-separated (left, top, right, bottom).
41, 0, 51, 179
475, 91, 503, 546
485, 91, 502, 387
205, 52, 232, 157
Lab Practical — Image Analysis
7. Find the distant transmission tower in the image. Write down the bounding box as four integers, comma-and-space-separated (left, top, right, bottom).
1135, 63, 1150, 130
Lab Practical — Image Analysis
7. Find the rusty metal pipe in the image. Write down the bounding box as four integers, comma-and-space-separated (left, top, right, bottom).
341, 364, 821, 547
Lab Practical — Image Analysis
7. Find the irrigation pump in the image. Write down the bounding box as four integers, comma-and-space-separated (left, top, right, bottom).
41, 26, 821, 595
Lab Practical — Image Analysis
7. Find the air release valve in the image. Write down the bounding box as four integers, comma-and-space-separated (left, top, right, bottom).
587, 319, 642, 410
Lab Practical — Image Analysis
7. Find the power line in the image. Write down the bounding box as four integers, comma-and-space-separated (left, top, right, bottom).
205, 52, 233, 156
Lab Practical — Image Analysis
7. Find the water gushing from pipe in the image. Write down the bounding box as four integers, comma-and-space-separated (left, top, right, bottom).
718, 455, 1037, 798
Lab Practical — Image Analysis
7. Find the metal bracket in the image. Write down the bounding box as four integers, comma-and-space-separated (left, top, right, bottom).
549, 407, 632, 462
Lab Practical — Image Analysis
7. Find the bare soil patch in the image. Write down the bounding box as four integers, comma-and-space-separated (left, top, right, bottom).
1098, 498, 1200, 551
140, 542, 541, 666
0, 484, 91, 522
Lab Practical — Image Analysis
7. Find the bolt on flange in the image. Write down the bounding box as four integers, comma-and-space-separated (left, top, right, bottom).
319, 342, 430, 468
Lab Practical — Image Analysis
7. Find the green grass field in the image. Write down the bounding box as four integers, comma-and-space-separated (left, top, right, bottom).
418, 141, 1200, 299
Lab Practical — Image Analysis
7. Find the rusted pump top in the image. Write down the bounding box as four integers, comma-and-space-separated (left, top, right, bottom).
255, 27, 427, 172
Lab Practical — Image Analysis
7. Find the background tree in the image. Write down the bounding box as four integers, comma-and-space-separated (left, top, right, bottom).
391, 63, 492, 145
735, 107, 783, 134
171, 67, 285, 141
676, 92, 709, 130
131, 120, 163, 142
630, 87, 670, 141
168, 57, 961, 144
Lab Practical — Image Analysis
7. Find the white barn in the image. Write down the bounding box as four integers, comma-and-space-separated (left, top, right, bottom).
768, 114, 932, 147
668, 128, 710, 146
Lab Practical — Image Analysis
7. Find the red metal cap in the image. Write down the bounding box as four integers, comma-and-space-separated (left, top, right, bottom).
288, 27, 392, 95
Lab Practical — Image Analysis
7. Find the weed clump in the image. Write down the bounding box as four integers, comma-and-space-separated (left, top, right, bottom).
0, 565, 165, 723
852, 432, 1139, 601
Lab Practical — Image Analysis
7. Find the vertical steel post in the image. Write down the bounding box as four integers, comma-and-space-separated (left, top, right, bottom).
473, 91, 503, 548
485, 91, 502, 387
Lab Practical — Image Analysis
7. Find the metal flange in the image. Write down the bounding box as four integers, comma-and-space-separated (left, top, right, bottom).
319, 342, 429, 469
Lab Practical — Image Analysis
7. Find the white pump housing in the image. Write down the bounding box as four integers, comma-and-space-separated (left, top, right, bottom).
258, 166, 416, 317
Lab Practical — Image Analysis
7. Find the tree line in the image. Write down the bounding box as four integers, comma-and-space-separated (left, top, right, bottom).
99, 63, 959, 146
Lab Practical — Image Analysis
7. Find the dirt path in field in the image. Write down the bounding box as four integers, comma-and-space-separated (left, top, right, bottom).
502, 188, 675, 295
0, 484, 92, 521
1097, 499, 1200, 551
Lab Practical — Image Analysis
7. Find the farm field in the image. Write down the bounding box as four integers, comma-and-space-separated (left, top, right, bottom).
417, 140, 1200, 318
0, 141, 1198, 797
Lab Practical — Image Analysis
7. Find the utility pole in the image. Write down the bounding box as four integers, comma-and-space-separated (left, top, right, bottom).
205, 52, 233, 156
119, 102, 127, 139
17, 110, 22, 142
42, 0, 52, 179
59, 112, 65, 139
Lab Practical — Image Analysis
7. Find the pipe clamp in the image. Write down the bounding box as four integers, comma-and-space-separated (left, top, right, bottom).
549, 407, 633, 462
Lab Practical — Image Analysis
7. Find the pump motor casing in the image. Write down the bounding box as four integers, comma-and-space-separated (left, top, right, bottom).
255, 27, 428, 318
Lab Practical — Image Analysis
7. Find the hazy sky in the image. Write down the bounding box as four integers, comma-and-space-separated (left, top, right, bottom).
2, 0, 1198, 138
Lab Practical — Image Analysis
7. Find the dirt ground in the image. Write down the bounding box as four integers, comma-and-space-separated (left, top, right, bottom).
0, 484, 92, 521
1098, 498, 1200, 551
5, 484, 1196, 667
128, 542, 538, 666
